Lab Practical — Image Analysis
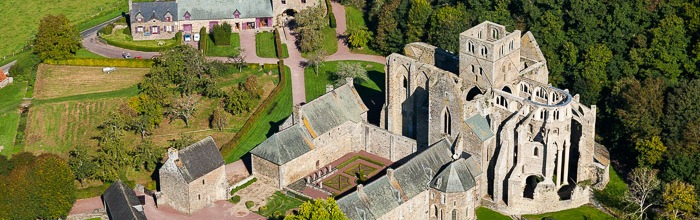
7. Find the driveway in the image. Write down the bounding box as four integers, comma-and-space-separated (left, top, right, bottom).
82, 33, 159, 59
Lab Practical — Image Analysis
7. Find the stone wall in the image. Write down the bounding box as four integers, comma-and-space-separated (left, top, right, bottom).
187, 166, 228, 213
379, 190, 430, 220
130, 20, 177, 41
252, 154, 281, 187
272, 0, 320, 25
428, 189, 477, 220
159, 161, 190, 214
361, 123, 417, 161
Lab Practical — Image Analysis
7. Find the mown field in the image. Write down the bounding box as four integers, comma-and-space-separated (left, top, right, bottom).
0, 0, 124, 57
34, 64, 148, 99
0, 82, 29, 157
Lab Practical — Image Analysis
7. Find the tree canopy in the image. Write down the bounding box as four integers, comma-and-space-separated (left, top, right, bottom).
33, 14, 82, 60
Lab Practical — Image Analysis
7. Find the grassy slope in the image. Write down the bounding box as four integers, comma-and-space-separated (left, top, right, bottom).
344, 6, 380, 55
224, 67, 292, 163
256, 32, 289, 58
34, 64, 148, 99
0, 0, 123, 57
0, 82, 28, 156
75, 48, 105, 58
523, 205, 615, 220
206, 34, 242, 57
475, 207, 511, 220
304, 61, 384, 100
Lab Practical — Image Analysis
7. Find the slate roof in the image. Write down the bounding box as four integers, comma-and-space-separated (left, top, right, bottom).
250, 124, 314, 165
175, 136, 225, 183
430, 158, 477, 193
465, 114, 494, 142
130, 2, 177, 23
102, 180, 147, 220
177, 0, 273, 20
594, 142, 610, 166
338, 139, 467, 220
250, 83, 368, 165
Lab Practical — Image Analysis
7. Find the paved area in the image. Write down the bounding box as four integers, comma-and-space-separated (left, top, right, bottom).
82, 33, 159, 59
69, 196, 103, 215
327, 2, 386, 64
233, 179, 279, 212
1, 60, 16, 74
226, 159, 251, 184
281, 27, 309, 105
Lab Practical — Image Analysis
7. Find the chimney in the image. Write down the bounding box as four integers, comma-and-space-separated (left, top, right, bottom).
128, 0, 133, 13
357, 184, 370, 204
326, 84, 334, 93
345, 77, 354, 86
292, 104, 302, 125
387, 168, 395, 182
167, 148, 179, 161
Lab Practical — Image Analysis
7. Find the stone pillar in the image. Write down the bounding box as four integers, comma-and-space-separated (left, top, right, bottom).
326, 84, 334, 93
556, 147, 563, 187
563, 143, 570, 185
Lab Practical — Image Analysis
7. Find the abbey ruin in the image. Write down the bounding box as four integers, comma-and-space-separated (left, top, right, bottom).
251, 21, 610, 219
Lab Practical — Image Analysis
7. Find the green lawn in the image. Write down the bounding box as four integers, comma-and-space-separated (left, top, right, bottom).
75, 48, 104, 58
205, 34, 241, 57
256, 191, 304, 218
256, 32, 289, 58
0, 0, 125, 57
523, 205, 615, 220
224, 66, 292, 163
303, 61, 383, 101
101, 28, 179, 52
594, 167, 628, 213
0, 82, 28, 157
475, 207, 510, 220
344, 6, 380, 55
302, 27, 339, 58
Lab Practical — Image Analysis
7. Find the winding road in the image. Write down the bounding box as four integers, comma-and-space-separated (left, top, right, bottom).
82, 3, 385, 105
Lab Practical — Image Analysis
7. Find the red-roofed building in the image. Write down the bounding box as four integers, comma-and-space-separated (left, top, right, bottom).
0, 69, 11, 88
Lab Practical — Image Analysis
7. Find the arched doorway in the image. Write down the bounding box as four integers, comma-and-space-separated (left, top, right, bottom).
502, 86, 512, 93
466, 87, 482, 101
523, 175, 543, 199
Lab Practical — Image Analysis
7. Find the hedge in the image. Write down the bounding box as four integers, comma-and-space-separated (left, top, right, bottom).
175, 32, 182, 45
336, 155, 385, 169
273, 29, 283, 59
329, 12, 337, 28
199, 27, 208, 53
101, 35, 178, 52
220, 60, 287, 157
230, 177, 257, 195
44, 58, 154, 68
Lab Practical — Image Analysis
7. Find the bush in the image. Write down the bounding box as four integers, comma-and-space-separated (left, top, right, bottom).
44, 58, 154, 68
219, 60, 287, 157
245, 201, 255, 209
247, 63, 261, 70
341, 0, 365, 9
230, 195, 241, 204
230, 177, 257, 195
273, 211, 282, 217
259, 205, 268, 212
263, 64, 277, 71
122, 27, 131, 35
212, 22, 232, 46
199, 27, 208, 53
329, 12, 337, 28
175, 32, 182, 45
8, 53, 41, 85
100, 23, 115, 35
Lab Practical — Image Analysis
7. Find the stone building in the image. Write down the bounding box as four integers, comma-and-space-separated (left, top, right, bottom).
251, 21, 609, 219
128, 0, 318, 40
158, 136, 228, 214
102, 180, 148, 220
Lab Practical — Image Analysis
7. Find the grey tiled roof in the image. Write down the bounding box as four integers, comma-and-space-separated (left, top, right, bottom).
465, 114, 494, 142
250, 83, 367, 165
250, 124, 314, 165
102, 180, 147, 220
430, 158, 477, 193
338, 139, 455, 220
302, 84, 368, 136
177, 0, 273, 20
176, 136, 225, 183
130, 2, 177, 23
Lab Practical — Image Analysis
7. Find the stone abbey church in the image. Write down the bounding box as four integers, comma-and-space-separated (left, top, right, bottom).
251, 21, 610, 219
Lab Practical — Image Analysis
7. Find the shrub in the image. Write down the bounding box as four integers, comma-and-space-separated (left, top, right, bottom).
263, 64, 277, 71
199, 27, 207, 52
43, 58, 154, 68
273, 211, 282, 217
145, 181, 157, 191
230, 177, 257, 195
341, 0, 365, 10
259, 205, 268, 212
212, 22, 232, 46
122, 26, 131, 35
230, 195, 241, 204
329, 12, 337, 28
100, 23, 115, 35
100, 35, 179, 52
245, 201, 254, 209
175, 32, 182, 45
247, 63, 261, 70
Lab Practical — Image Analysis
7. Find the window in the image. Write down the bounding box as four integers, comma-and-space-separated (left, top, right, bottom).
441, 194, 446, 204
136, 26, 144, 33
478, 30, 482, 39
166, 25, 173, 32
137, 17, 143, 22
202, 179, 205, 185
403, 76, 408, 98
468, 41, 474, 53
452, 209, 457, 220
479, 67, 483, 75
534, 147, 539, 157
302, 0, 306, 3
509, 40, 514, 50
282, 0, 286, 4
166, 16, 171, 22
150, 26, 159, 34
492, 29, 499, 39
184, 12, 191, 20
234, 10, 241, 18
198, 194, 201, 200
470, 64, 474, 73
434, 205, 438, 217
480, 46, 488, 57
442, 108, 451, 135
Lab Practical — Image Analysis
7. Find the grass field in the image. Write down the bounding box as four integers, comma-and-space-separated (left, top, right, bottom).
302, 27, 339, 58
344, 6, 380, 55
256, 32, 289, 58
256, 191, 303, 218
224, 67, 292, 163
0, 0, 124, 57
304, 61, 383, 100
34, 64, 149, 99
206, 34, 242, 57
0, 82, 29, 157
475, 207, 511, 220
76, 48, 104, 59
594, 167, 628, 216
101, 27, 179, 52
523, 205, 614, 220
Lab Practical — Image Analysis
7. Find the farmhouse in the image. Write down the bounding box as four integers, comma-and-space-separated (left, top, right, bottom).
129, 0, 317, 41
0, 69, 12, 89
158, 136, 228, 214
102, 180, 148, 220
250, 21, 610, 219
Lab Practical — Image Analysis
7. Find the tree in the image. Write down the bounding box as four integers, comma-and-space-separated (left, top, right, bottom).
630, 13, 692, 82
662, 180, 698, 219
212, 22, 233, 45
211, 106, 230, 131
615, 77, 665, 143
29, 154, 76, 219
284, 197, 347, 220
228, 47, 247, 72
224, 86, 255, 115
68, 146, 96, 187
307, 50, 328, 75
571, 43, 612, 105
167, 94, 201, 127
132, 141, 164, 171
406, 0, 432, 43
427, 5, 469, 53
374, 0, 403, 54
149, 45, 211, 96
634, 136, 666, 167
625, 167, 661, 220
296, 6, 327, 53
333, 62, 368, 85
243, 75, 263, 98
664, 79, 700, 150
168, 134, 195, 150
347, 27, 372, 49
33, 14, 81, 60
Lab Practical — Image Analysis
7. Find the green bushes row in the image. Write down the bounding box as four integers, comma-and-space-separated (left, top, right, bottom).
325, 0, 335, 28
329, 12, 337, 28
44, 58, 154, 68
101, 35, 178, 52
273, 29, 286, 59
175, 32, 182, 45
230, 177, 258, 195
220, 60, 287, 157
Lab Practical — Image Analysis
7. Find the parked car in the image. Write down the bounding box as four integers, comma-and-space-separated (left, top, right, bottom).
184, 33, 192, 42
194, 33, 201, 42
122, 52, 131, 59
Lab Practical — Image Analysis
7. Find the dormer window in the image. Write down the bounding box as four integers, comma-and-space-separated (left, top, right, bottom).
184, 12, 191, 20
234, 10, 240, 19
